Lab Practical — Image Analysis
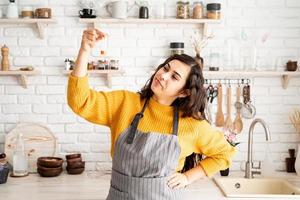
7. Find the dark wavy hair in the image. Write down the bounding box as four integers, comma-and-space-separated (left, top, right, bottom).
139, 54, 207, 172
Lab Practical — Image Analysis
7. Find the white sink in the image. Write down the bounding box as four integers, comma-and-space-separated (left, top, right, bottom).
214, 177, 300, 198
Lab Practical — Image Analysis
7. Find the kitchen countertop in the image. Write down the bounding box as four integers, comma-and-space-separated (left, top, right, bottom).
1, 170, 300, 200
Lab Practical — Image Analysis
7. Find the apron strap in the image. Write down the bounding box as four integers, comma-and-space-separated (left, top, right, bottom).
126, 98, 179, 144
126, 98, 149, 144
172, 106, 179, 136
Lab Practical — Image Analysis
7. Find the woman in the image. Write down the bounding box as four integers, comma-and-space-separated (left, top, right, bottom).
67, 28, 236, 200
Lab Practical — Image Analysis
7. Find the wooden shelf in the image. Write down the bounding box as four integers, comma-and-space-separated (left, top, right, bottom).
79, 17, 221, 24
62, 69, 125, 88
0, 69, 41, 88
202, 70, 300, 89
79, 17, 221, 36
0, 18, 56, 39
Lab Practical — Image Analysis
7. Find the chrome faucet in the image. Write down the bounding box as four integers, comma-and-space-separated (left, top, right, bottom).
245, 118, 271, 179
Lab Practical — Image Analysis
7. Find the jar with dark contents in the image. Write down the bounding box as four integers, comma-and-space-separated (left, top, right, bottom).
206, 3, 221, 19
170, 42, 184, 56
176, 1, 190, 19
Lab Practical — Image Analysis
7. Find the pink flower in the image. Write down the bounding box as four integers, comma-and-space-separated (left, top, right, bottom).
222, 128, 240, 147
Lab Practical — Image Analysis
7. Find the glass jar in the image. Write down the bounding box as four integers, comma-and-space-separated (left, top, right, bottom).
170, 42, 184, 56
176, 1, 190, 19
206, 3, 221, 19
192, 1, 203, 19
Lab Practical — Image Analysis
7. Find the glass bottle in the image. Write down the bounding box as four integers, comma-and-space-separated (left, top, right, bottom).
13, 133, 28, 177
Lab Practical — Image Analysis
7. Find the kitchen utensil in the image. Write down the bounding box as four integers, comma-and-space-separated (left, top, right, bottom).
206, 83, 218, 123
5, 123, 58, 173
241, 84, 256, 119
106, 0, 135, 19
233, 85, 243, 133
215, 83, 224, 127
224, 85, 233, 130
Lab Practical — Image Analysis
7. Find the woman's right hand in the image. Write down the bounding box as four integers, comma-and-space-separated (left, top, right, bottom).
80, 28, 106, 53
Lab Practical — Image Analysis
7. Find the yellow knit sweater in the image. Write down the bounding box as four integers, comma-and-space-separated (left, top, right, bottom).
67, 74, 236, 177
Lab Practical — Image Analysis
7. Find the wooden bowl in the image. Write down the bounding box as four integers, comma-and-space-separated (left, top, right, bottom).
65, 153, 81, 160
37, 165, 62, 177
67, 161, 85, 169
66, 167, 84, 175
66, 157, 82, 165
37, 157, 63, 168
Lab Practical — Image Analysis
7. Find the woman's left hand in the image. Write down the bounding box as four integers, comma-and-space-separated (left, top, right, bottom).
167, 173, 189, 189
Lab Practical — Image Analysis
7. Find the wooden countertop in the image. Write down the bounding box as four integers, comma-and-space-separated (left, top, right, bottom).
0, 171, 299, 200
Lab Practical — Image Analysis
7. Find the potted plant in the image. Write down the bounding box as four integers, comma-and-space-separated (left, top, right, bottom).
220, 128, 240, 176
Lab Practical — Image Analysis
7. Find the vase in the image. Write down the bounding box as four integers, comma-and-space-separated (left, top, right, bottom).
220, 168, 229, 176
295, 144, 300, 176
194, 53, 203, 70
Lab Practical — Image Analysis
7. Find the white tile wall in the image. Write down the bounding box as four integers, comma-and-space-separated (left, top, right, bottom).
0, 0, 300, 172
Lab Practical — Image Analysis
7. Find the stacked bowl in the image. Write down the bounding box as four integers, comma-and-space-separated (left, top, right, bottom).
65, 153, 85, 175
37, 157, 63, 177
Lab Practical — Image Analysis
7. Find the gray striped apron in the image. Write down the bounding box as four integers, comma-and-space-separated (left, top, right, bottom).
106, 98, 185, 200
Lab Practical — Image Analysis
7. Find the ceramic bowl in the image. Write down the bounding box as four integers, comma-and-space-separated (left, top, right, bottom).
37, 157, 63, 168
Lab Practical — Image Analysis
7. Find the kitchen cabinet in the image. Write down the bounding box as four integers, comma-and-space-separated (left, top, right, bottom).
62, 69, 125, 88
0, 18, 56, 39
0, 69, 41, 88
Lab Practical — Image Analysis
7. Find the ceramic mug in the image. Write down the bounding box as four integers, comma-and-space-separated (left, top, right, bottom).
106, 0, 134, 19
79, 8, 95, 17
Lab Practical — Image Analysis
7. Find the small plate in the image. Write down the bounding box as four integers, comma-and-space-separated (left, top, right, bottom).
79, 15, 96, 18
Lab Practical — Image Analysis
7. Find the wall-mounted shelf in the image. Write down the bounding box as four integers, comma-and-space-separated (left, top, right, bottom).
62, 69, 125, 88
79, 17, 221, 36
0, 69, 41, 88
0, 18, 56, 39
202, 70, 300, 89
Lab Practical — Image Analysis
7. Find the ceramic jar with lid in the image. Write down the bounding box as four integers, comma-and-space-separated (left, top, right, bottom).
206, 3, 221, 19
176, 1, 190, 19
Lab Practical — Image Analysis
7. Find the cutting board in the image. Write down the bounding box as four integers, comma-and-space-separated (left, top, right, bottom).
4, 123, 58, 173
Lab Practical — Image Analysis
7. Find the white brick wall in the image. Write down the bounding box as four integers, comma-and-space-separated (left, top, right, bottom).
0, 0, 300, 172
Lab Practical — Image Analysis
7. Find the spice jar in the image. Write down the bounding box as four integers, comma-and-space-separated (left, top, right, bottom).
206, 3, 221, 19
170, 42, 184, 56
176, 1, 190, 19
192, 1, 203, 19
